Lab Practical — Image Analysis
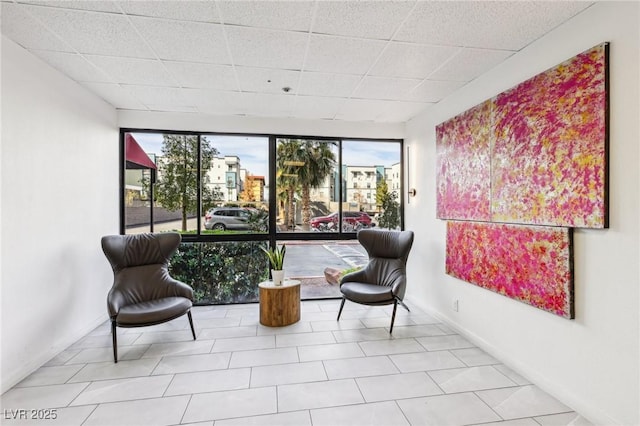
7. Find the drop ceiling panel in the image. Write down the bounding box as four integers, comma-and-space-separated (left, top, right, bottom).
403, 80, 466, 103
163, 61, 238, 91
217, 0, 314, 32
313, 1, 414, 40
31, 50, 114, 83
25, 5, 154, 58
293, 96, 345, 120
335, 98, 395, 122
235, 67, 301, 95
117, 0, 221, 23
429, 48, 515, 82
353, 76, 421, 101
395, 1, 588, 51
1, 1, 593, 123
298, 72, 362, 98
225, 26, 308, 70
131, 17, 230, 64
1, 3, 74, 52
86, 56, 178, 86
370, 42, 460, 79
81, 82, 147, 110
305, 35, 386, 74
124, 85, 189, 106
241, 93, 296, 118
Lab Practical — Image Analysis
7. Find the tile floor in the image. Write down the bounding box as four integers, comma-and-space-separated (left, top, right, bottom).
1, 300, 593, 426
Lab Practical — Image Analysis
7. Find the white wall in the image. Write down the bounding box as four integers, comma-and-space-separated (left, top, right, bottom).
1, 37, 119, 392
404, 3, 639, 425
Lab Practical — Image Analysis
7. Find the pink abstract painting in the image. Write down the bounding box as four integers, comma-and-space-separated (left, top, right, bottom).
446, 221, 574, 318
491, 44, 608, 228
436, 100, 492, 221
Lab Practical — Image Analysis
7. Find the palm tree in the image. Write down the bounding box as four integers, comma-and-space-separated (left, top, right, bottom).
297, 141, 336, 229
276, 139, 305, 230
276, 139, 336, 230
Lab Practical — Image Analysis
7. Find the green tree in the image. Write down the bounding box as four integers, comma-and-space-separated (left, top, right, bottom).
376, 179, 389, 208
155, 135, 218, 231
378, 186, 400, 230
277, 139, 336, 230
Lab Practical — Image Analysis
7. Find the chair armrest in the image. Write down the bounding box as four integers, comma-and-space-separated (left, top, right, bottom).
340, 268, 368, 285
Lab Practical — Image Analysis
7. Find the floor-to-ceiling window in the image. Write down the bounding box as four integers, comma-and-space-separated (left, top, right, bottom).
121, 130, 403, 304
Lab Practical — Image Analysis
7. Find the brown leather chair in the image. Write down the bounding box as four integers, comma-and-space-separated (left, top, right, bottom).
101, 233, 196, 362
337, 229, 414, 333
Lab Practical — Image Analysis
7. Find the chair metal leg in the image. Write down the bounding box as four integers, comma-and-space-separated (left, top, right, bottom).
111, 320, 118, 363
399, 300, 410, 312
187, 310, 196, 340
337, 298, 346, 321
389, 300, 398, 334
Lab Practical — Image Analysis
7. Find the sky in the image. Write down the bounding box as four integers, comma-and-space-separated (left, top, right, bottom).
130, 133, 400, 186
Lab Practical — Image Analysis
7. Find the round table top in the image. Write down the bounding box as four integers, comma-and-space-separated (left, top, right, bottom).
259, 279, 301, 289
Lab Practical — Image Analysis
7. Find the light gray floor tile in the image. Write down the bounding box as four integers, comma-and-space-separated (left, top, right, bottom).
477, 385, 572, 419
299, 311, 342, 322
407, 313, 440, 325
133, 329, 196, 345
278, 379, 364, 412
416, 335, 475, 351
451, 347, 500, 366
310, 319, 366, 332
229, 347, 298, 368
0, 383, 89, 409
43, 349, 82, 366
0, 405, 96, 426
323, 355, 399, 379
311, 401, 410, 426
141, 340, 213, 358
225, 307, 259, 317
215, 410, 311, 426
429, 366, 516, 393
257, 321, 313, 335
69, 333, 140, 350
152, 352, 231, 375
390, 350, 466, 372
198, 325, 257, 340
398, 392, 502, 425
71, 375, 172, 405
67, 358, 160, 382
183, 387, 277, 423
479, 418, 540, 426
339, 307, 390, 320
494, 364, 532, 385
361, 316, 416, 329
534, 412, 594, 425
333, 328, 395, 343
251, 361, 327, 387
359, 338, 425, 356
211, 335, 275, 353
298, 342, 365, 362
15, 364, 85, 387
191, 307, 228, 319
356, 372, 443, 402
437, 324, 457, 334
83, 395, 190, 426
386, 324, 448, 338
164, 368, 250, 395
65, 345, 149, 364
275, 331, 336, 347
194, 317, 242, 329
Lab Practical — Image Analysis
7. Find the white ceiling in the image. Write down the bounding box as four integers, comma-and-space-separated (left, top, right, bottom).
1, 1, 592, 123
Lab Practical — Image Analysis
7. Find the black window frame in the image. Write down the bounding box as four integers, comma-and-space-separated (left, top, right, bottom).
120, 128, 405, 245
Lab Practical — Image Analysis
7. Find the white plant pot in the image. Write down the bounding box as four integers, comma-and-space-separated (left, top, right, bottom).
271, 269, 285, 286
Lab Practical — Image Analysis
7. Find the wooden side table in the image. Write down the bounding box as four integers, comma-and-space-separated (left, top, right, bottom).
258, 279, 301, 327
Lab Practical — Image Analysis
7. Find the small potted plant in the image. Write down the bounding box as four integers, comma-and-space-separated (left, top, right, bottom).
261, 244, 286, 286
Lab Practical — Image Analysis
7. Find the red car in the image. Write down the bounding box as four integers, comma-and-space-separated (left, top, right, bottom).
310, 211, 373, 231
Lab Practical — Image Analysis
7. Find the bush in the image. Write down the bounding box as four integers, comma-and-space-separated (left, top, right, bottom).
169, 241, 269, 304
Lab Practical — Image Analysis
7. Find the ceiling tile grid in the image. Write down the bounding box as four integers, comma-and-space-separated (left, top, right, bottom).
1, 0, 593, 123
